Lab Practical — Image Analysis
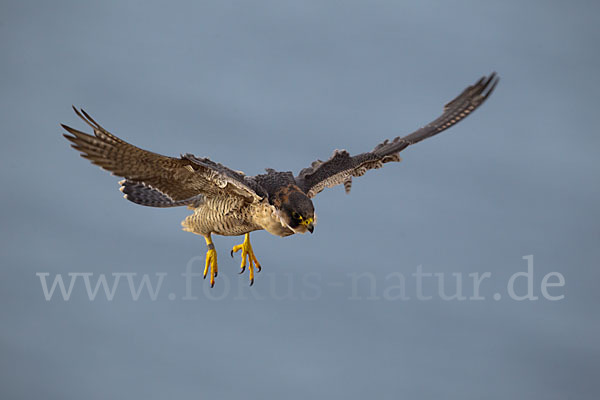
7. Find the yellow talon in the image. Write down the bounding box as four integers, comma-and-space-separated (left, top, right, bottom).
203, 235, 218, 287
231, 233, 261, 285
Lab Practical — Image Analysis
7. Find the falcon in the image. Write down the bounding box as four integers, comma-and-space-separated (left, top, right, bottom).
62, 72, 498, 287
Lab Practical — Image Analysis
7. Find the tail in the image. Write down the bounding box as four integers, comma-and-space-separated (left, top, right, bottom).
119, 179, 203, 208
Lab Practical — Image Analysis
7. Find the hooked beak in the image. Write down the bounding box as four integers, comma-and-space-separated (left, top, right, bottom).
307, 223, 314, 234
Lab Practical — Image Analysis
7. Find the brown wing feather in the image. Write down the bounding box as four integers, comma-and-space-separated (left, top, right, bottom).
62, 107, 261, 205
296, 73, 499, 198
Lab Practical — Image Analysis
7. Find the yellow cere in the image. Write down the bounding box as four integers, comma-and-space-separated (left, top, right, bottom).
300, 218, 314, 226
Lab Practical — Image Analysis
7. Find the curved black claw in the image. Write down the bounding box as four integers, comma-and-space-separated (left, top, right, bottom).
230, 249, 234, 258
203, 273, 207, 280
239, 266, 246, 274
249, 278, 254, 287
256, 265, 262, 273
210, 282, 215, 288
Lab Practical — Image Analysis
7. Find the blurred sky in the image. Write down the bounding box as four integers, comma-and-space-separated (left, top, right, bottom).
1, 1, 599, 399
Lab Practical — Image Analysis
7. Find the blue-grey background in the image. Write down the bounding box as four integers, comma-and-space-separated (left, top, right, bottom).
1, 1, 599, 399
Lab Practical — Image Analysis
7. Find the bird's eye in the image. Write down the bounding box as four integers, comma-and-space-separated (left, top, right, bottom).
292, 212, 301, 220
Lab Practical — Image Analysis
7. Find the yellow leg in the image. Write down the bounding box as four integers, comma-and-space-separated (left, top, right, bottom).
230, 233, 261, 286
203, 235, 218, 288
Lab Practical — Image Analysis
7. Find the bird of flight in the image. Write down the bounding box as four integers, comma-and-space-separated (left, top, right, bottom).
63, 73, 498, 287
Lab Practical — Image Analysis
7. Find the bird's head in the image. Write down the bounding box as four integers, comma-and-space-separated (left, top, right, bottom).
278, 190, 316, 234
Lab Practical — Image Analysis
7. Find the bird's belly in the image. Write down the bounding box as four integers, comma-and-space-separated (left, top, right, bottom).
181, 201, 294, 238
181, 204, 258, 237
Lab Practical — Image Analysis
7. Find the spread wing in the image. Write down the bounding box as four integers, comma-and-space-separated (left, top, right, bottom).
296, 72, 499, 198
62, 107, 262, 207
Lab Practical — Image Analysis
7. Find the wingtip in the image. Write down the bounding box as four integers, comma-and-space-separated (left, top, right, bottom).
62, 128, 78, 141
69, 105, 102, 131
60, 124, 72, 132
483, 72, 500, 99
61, 123, 85, 138
484, 72, 496, 86
72, 105, 84, 118
80, 108, 92, 121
